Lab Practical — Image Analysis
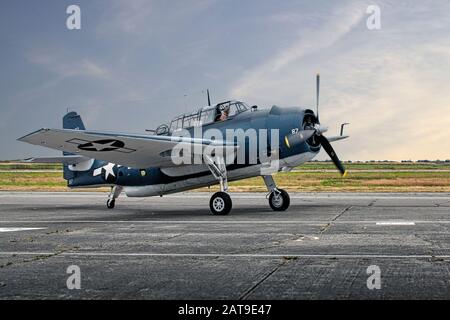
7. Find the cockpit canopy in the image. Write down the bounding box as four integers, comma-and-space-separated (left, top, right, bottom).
168, 100, 250, 133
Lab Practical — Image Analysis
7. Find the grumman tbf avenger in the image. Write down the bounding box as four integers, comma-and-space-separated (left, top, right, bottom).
18, 75, 349, 215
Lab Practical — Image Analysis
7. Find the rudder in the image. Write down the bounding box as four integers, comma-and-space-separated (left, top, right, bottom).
62, 112, 86, 180
63, 111, 85, 130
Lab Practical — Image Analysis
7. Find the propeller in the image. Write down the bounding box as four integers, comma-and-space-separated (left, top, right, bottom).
317, 134, 347, 177
284, 74, 348, 177
316, 73, 320, 122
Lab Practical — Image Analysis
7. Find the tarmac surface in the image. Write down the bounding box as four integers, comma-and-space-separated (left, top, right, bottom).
0, 191, 450, 299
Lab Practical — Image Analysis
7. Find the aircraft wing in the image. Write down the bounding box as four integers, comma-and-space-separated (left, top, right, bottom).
18, 128, 237, 169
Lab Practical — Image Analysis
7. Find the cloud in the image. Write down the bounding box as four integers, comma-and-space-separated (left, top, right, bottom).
28, 52, 110, 80
229, 2, 366, 99
322, 42, 450, 161
96, 0, 154, 35
95, 0, 214, 37
3, 0, 450, 161
227, 1, 450, 160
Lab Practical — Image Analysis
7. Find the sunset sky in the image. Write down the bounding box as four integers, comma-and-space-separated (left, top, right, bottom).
1, 0, 449, 161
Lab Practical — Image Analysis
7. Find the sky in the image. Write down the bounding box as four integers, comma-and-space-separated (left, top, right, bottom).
1, 0, 450, 161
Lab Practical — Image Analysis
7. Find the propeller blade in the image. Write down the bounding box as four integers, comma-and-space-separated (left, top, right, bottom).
316, 73, 320, 122
317, 135, 347, 177
284, 130, 315, 148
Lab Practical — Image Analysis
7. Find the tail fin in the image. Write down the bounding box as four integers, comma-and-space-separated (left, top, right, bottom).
23, 112, 107, 187
63, 111, 86, 130
63, 111, 85, 157
63, 112, 87, 180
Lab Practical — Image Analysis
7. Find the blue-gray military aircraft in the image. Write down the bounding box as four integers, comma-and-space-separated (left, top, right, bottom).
18, 75, 349, 215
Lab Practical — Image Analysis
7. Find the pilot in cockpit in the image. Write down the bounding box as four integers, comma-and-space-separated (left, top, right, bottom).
219, 105, 230, 121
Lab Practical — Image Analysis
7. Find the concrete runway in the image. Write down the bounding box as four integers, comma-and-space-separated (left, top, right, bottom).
0, 191, 450, 299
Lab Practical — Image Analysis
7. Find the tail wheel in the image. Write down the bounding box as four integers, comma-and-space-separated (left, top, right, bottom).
209, 192, 232, 215
107, 199, 115, 209
269, 189, 290, 211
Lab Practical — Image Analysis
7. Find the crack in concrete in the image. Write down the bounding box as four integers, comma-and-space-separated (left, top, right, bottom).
320, 206, 352, 234
235, 231, 317, 255
414, 234, 449, 263
332, 206, 353, 222
141, 233, 184, 245
45, 228, 76, 235
238, 258, 291, 300
435, 200, 450, 207
0, 246, 79, 269
9, 228, 80, 244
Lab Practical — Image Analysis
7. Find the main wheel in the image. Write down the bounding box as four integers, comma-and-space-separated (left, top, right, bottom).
269, 189, 290, 211
107, 199, 115, 209
209, 192, 232, 215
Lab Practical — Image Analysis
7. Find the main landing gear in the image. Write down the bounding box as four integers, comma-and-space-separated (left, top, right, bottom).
205, 155, 232, 215
204, 152, 291, 214
262, 175, 290, 211
106, 185, 122, 209
204, 153, 290, 214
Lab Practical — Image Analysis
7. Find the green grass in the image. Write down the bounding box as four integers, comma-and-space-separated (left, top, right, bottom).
1, 163, 450, 192
298, 162, 450, 170
0, 172, 66, 187
224, 171, 450, 192
0, 163, 62, 170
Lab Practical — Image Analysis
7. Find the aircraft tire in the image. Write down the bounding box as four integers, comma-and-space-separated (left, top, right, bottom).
269, 189, 290, 211
107, 199, 115, 209
209, 192, 232, 215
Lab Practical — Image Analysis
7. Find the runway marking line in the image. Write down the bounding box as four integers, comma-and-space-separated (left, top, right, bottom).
0, 252, 448, 259
376, 222, 416, 226
0, 220, 445, 224
0, 227, 46, 233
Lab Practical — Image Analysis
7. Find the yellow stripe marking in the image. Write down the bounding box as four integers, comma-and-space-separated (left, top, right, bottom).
284, 136, 291, 148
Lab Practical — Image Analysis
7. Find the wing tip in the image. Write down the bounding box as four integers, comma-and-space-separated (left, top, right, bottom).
17, 128, 50, 142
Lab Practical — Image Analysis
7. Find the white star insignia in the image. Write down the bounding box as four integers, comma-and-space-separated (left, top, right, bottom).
93, 163, 122, 180
90, 141, 118, 151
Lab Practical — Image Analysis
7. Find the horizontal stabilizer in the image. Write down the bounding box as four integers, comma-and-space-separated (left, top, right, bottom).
22, 155, 90, 165
326, 135, 349, 143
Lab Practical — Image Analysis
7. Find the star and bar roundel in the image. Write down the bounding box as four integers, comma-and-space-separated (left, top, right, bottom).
66, 138, 136, 153
78, 139, 124, 152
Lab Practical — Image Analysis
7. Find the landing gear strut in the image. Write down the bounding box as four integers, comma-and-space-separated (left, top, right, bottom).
205, 155, 232, 215
262, 175, 290, 211
107, 185, 123, 209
